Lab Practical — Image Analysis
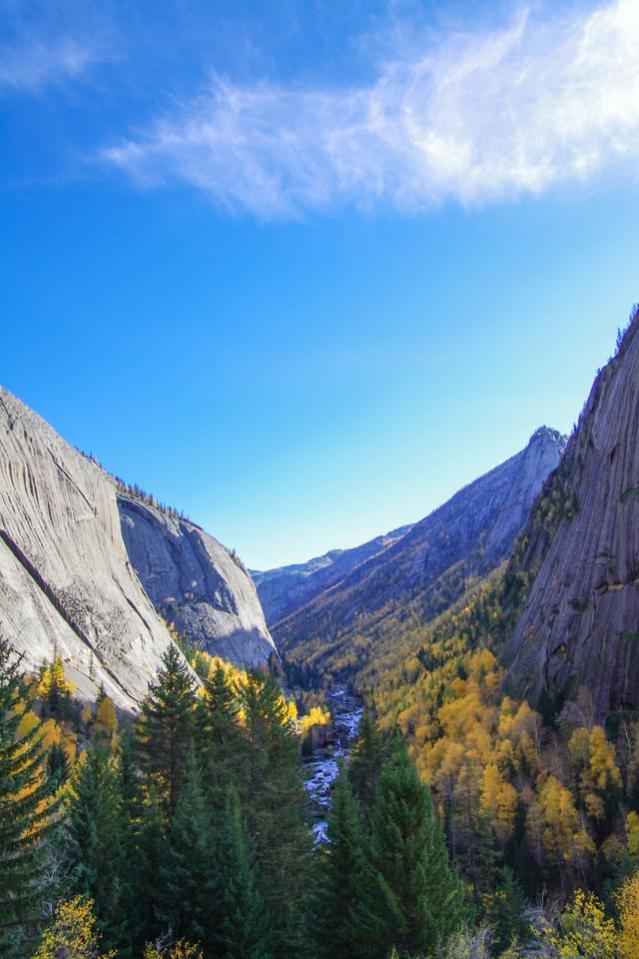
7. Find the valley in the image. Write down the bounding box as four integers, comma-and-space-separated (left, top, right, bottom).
304, 684, 364, 843
2, 305, 639, 959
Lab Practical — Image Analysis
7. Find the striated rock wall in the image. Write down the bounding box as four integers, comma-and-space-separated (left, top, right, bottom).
0, 387, 181, 709
507, 310, 639, 717
119, 496, 275, 667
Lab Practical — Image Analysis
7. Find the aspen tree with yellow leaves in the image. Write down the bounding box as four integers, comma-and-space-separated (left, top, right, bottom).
34, 897, 115, 959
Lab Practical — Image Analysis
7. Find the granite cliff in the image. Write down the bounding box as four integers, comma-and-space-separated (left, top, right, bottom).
0, 387, 180, 709
506, 307, 639, 717
0, 387, 275, 707
119, 496, 275, 667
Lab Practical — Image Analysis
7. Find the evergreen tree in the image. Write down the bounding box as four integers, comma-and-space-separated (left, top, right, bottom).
484, 866, 526, 955
128, 785, 166, 956
46, 742, 70, 795
315, 765, 385, 959
135, 644, 196, 821
66, 741, 126, 952
195, 663, 244, 812
156, 749, 216, 951
240, 673, 313, 959
369, 737, 465, 959
215, 787, 271, 959
348, 710, 385, 821
0, 638, 59, 956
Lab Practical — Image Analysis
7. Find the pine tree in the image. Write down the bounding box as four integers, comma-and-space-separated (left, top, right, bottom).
240, 673, 313, 959
116, 732, 149, 953
315, 765, 385, 959
46, 742, 70, 795
484, 866, 526, 955
156, 750, 216, 951
135, 644, 196, 821
348, 710, 385, 821
195, 662, 243, 811
215, 787, 271, 959
66, 741, 126, 951
0, 638, 59, 956
128, 785, 166, 956
369, 737, 465, 959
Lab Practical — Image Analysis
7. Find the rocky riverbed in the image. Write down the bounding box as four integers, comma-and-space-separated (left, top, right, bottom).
304, 685, 364, 843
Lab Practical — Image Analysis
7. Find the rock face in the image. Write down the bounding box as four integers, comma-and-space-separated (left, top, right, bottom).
119, 496, 275, 667
273, 427, 566, 673
252, 524, 413, 625
0, 386, 182, 710
507, 309, 639, 718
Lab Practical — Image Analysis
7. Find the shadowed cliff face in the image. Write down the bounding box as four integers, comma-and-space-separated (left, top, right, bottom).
507, 310, 639, 718
119, 496, 275, 667
271, 427, 566, 678
0, 387, 181, 709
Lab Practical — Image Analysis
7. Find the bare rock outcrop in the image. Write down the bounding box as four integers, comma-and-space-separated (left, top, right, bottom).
0, 387, 182, 709
507, 308, 639, 717
118, 496, 276, 667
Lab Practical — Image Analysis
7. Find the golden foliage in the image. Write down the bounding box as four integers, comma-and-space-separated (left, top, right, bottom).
37, 657, 75, 699
96, 695, 118, 738
617, 872, 639, 959
300, 705, 331, 738
34, 897, 115, 959
544, 889, 616, 959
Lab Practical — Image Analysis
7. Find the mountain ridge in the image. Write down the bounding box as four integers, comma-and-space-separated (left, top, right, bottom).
270, 425, 566, 681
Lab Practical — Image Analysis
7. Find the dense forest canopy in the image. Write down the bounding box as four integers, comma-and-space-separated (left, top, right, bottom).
3, 625, 639, 959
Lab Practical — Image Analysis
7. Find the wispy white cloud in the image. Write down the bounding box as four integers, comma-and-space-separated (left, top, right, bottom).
0, 37, 104, 93
103, 0, 639, 218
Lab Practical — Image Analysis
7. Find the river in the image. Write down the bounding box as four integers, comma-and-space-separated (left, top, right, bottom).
304, 684, 364, 843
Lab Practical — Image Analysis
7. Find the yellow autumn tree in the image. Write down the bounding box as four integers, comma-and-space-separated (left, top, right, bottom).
627, 812, 639, 860
544, 888, 616, 959
38, 657, 75, 702
529, 775, 594, 867
34, 897, 115, 959
479, 763, 518, 842
95, 694, 118, 739
617, 872, 639, 959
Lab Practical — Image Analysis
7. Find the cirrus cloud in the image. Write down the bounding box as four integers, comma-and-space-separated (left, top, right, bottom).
103, 0, 639, 218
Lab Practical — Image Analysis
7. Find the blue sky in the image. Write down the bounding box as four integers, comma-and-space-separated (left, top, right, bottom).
1, 0, 638, 570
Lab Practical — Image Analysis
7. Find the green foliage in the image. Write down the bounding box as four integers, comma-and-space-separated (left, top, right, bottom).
195, 662, 244, 813
348, 709, 386, 821
315, 766, 384, 959
369, 737, 467, 958
240, 672, 313, 959
156, 750, 216, 951
0, 637, 60, 956
66, 742, 127, 951
135, 645, 197, 821
215, 787, 271, 959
